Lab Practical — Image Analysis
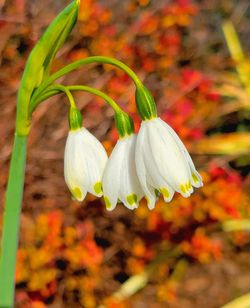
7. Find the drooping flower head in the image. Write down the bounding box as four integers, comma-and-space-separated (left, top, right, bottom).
64, 107, 107, 201
102, 112, 143, 211
135, 85, 203, 209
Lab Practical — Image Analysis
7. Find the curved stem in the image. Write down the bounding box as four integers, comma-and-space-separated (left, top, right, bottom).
50, 84, 76, 108
0, 134, 28, 307
30, 56, 143, 107
31, 88, 60, 108
69, 85, 122, 113
30, 84, 123, 114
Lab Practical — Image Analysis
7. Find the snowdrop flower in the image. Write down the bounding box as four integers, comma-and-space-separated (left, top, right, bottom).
102, 112, 143, 211
135, 117, 203, 210
64, 125, 107, 201
102, 134, 143, 211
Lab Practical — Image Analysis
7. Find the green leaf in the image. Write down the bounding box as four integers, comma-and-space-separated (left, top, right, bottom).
221, 293, 250, 308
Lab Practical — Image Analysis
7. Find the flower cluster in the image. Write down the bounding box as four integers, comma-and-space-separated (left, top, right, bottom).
2, 0, 250, 307
64, 99, 203, 210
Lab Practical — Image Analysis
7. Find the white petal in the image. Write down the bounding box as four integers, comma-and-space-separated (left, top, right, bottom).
145, 118, 193, 197
64, 130, 88, 201
102, 140, 124, 211
139, 124, 174, 202
157, 118, 203, 188
136, 125, 156, 209
80, 128, 108, 196
64, 128, 108, 201
118, 135, 144, 210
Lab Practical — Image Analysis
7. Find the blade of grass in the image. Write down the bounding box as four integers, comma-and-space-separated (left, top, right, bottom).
222, 21, 250, 97
222, 220, 250, 232
192, 133, 250, 156
221, 293, 250, 308
112, 246, 182, 301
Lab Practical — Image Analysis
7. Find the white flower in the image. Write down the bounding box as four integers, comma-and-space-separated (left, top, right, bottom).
102, 134, 143, 211
135, 117, 203, 210
64, 127, 108, 201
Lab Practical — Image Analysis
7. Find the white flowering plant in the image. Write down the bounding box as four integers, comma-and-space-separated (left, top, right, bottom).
0, 0, 202, 306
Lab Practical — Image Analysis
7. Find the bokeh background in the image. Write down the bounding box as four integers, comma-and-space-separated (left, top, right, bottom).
0, 0, 250, 307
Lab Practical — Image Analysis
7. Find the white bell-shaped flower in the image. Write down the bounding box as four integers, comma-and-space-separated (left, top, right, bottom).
135, 117, 203, 210
64, 127, 108, 201
102, 134, 143, 211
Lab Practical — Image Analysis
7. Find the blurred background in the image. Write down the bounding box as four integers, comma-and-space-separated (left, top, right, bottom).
0, 0, 250, 307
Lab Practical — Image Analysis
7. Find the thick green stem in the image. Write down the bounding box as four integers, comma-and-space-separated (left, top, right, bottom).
30, 56, 143, 106
0, 134, 28, 308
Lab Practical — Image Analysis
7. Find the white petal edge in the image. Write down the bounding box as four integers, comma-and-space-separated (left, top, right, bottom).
102, 139, 125, 211
145, 119, 194, 197
136, 124, 156, 209
142, 126, 175, 202
79, 128, 108, 196
157, 118, 203, 188
118, 135, 144, 210
64, 130, 88, 201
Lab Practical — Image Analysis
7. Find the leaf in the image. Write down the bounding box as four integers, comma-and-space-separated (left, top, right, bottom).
192, 133, 250, 156
221, 293, 250, 308
222, 220, 250, 232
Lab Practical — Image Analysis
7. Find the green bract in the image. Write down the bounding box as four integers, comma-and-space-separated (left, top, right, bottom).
135, 85, 157, 120
16, 0, 79, 136
69, 107, 83, 131
115, 111, 135, 138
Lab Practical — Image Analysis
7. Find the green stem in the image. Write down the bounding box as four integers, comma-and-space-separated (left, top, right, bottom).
31, 88, 60, 108
31, 84, 133, 137
30, 56, 143, 107
48, 84, 77, 108
0, 134, 28, 308
67, 85, 122, 113
30, 84, 123, 114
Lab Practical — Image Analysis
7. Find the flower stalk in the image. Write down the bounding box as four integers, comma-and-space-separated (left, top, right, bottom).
0, 1, 80, 306
30, 84, 132, 138
0, 135, 27, 307
30, 56, 144, 107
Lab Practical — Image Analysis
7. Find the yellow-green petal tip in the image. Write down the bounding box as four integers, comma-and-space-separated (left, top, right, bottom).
104, 196, 112, 210
126, 194, 138, 206
94, 182, 103, 195
160, 187, 170, 198
192, 173, 199, 183
71, 187, 83, 201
